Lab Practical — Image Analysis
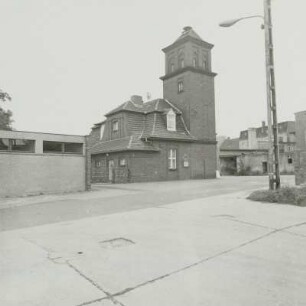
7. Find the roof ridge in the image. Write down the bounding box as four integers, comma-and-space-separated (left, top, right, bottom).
164, 99, 182, 114
155, 99, 160, 111
127, 136, 133, 149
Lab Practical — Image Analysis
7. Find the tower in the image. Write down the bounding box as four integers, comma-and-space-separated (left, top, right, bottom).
160, 26, 217, 141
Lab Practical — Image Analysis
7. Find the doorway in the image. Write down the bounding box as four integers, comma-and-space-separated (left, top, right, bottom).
108, 160, 115, 182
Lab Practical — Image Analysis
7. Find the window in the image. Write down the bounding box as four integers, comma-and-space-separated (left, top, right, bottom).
119, 158, 126, 166
178, 81, 184, 93
168, 60, 174, 73
95, 160, 101, 168
0, 138, 10, 151
179, 56, 185, 69
43, 141, 83, 154
183, 155, 189, 167
193, 57, 197, 67
112, 120, 119, 132
11, 139, 35, 152
0, 138, 35, 153
167, 109, 176, 131
64, 142, 83, 154
168, 149, 177, 170
100, 123, 105, 140
43, 141, 63, 153
202, 57, 207, 70
288, 157, 293, 164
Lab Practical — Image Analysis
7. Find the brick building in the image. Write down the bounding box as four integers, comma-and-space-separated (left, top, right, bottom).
219, 121, 296, 175
295, 110, 306, 185
88, 27, 217, 183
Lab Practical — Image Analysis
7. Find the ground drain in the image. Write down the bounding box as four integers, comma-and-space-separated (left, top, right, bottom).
99, 237, 135, 249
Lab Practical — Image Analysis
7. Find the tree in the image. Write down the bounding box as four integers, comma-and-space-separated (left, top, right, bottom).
0, 89, 13, 130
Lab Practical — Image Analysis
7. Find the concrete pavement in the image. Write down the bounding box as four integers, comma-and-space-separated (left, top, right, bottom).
1, 179, 305, 306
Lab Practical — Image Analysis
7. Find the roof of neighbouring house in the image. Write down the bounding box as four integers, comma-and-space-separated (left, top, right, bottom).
220, 138, 240, 150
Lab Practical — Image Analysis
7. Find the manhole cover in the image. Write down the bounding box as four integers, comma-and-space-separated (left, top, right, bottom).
99, 238, 135, 249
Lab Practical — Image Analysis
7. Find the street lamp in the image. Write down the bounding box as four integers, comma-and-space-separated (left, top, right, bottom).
219, 0, 280, 190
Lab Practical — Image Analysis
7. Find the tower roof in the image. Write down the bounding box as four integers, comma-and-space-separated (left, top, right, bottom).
174, 26, 203, 42
162, 26, 214, 53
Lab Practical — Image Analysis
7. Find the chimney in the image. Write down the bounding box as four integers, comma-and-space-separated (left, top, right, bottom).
130, 95, 143, 105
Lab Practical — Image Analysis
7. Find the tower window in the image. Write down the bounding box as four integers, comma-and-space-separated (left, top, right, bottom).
167, 109, 176, 131
202, 58, 207, 69
179, 58, 185, 68
168, 59, 174, 73
178, 81, 184, 93
168, 149, 177, 170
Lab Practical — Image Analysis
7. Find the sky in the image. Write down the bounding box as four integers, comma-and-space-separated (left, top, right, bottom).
0, 0, 305, 137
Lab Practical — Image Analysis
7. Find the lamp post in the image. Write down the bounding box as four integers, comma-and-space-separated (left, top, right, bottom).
219, 0, 280, 190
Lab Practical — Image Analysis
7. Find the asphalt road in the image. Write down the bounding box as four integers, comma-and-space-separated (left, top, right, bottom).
0, 176, 294, 232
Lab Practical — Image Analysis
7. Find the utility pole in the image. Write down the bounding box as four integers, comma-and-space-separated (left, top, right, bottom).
264, 0, 280, 189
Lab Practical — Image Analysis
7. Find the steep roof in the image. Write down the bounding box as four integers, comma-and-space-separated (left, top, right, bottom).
90, 97, 200, 154
105, 98, 182, 117
90, 135, 159, 155
175, 26, 203, 42
162, 26, 214, 53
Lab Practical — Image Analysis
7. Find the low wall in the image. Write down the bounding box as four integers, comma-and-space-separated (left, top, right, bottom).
0, 153, 86, 197
0, 130, 86, 197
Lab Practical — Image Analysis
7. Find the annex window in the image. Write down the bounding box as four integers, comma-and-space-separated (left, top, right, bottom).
64, 142, 83, 154
0, 138, 10, 151
43, 141, 63, 153
178, 81, 184, 93
43, 141, 83, 154
100, 123, 105, 140
0, 138, 35, 153
168, 149, 177, 170
11, 139, 35, 152
112, 120, 119, 132
167, 109, 176, 131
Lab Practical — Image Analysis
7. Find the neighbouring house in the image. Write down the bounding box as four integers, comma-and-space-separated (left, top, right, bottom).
295, 110, 306, 185
0, 130, 87, 197
219, 121, 296, 175
88, 26, 217, 183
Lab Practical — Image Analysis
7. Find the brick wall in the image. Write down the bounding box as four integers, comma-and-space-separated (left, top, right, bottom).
91, 140, 216, 183
163, 70, 216, 140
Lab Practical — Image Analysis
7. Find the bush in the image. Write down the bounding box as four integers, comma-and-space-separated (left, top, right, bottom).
248, 186, 306, 207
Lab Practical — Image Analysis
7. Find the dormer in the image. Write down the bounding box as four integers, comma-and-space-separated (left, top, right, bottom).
166, 109, 176, 131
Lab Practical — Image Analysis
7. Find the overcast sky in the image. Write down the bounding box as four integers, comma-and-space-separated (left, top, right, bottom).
0, 0, 305, 137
